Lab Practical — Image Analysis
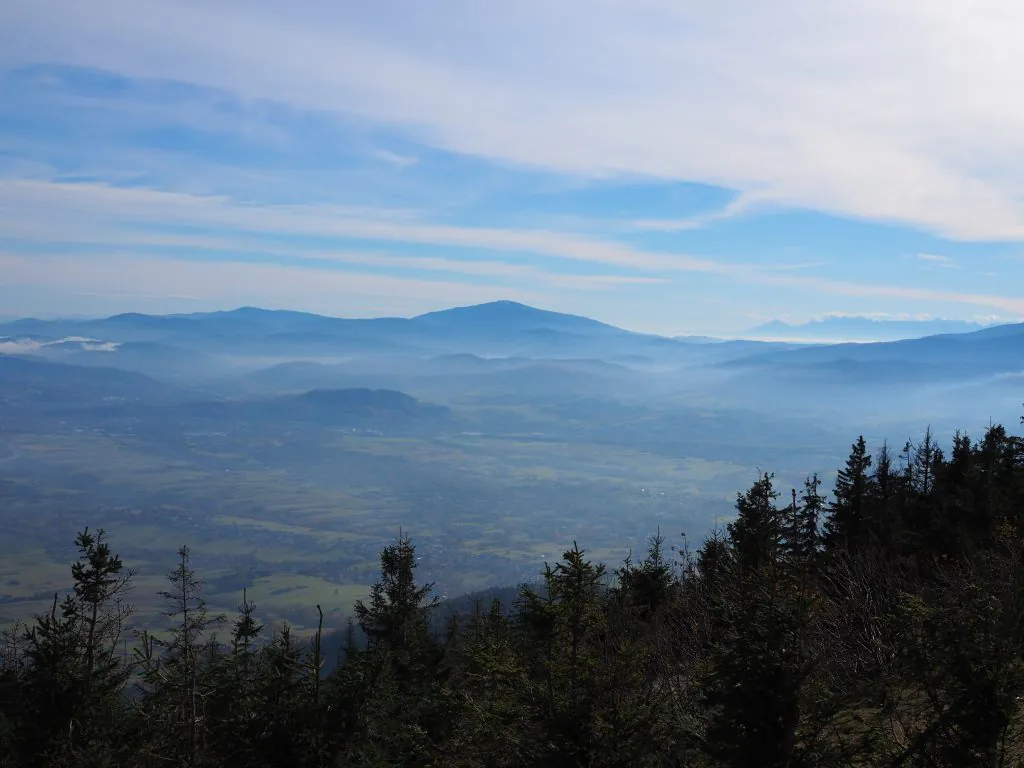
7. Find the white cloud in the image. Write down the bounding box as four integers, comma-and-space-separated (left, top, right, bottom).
286, 251, 669, 290
764, 271, 1024, 316
915, 253, 959, 268
4, 180, 1024, 316
819, 311, 938, 321
373, 150, 418, 169
0, 338, 42, 355
632, 194, 761, 232
0, 251, 553, 317
0, 179, 738, 274
6, 1, 1024, 239
973, 314, 1009, 325
0, 336, 120, 355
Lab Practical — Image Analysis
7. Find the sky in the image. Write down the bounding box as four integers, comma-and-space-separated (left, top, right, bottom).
2, 1, 1024, 335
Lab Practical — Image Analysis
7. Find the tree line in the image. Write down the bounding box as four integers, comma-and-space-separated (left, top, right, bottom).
3, 421, 1024, 766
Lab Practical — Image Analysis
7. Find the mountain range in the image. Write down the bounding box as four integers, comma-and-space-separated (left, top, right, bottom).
0, 301, 803, 377
745, 316, 991, 343
3, 302, 1023, 404
1, 301, 668, 364
4, 299, 1024, 639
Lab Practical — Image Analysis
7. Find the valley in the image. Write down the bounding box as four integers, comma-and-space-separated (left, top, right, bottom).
1, 301, 1020, 635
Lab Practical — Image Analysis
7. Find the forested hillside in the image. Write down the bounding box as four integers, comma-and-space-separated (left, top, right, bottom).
3, 419, 1024, 767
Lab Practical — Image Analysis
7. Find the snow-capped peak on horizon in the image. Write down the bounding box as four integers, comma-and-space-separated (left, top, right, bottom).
742, 315, 1005, 343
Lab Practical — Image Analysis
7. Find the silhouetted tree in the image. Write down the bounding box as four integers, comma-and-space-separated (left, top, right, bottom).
824, 436, 874, 553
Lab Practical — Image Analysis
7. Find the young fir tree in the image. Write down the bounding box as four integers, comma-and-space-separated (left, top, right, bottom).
615, 530, 676, 624
900, 429, 950, 562
134, 545, 224, 766
823, 436, 874, 553
702, 473, 848, 768
344, 532, 442, 765
254, 622, 317, 767
694, 530, 732, 593
0, 620, 25, 760
71, 528, 135, 708
602, 535, 683, 766
519, 543, 610, 767
203, 588, 268, 768
974, 424, 1024, 541
728, 473, 782, 574
704, 476, 789, 767
13, 528, 135, 765
18, 593, 83, 761
438, 599, 532, 767
866, 441, 904, 553
781, 476, 825, 569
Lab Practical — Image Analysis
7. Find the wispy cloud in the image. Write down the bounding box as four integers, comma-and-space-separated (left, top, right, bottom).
764, 273, 1024, 316
3, 179, 1024, 317
915, 253, 959, 268
820, 311, 939, 321
291, 252, 668, 290
0, 336, 119, 355
0, 338, 43, 355
0, 179, 732, 274
7, 1, 1024, 239
373, 149, 418, 169
0, 251, 552, 317
771, 260, 831, 273
632, 194, 760, 232
5, 2, 1024, 332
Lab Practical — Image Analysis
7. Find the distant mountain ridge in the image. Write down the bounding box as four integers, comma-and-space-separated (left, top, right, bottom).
4, 303, 1022, 389
414, 300, 620, 331
0, 301, 700, 364
222, 387, 453, 431
721, 319, 1024, 385
746, 316, 990, 342
0, 354, 171, 402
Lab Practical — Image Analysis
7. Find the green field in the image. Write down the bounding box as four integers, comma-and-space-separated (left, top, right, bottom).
0, 421, 773, 634
0, 381, 852, 642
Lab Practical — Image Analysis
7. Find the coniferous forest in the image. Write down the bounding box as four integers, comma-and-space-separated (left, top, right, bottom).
4, 421, 1024, 767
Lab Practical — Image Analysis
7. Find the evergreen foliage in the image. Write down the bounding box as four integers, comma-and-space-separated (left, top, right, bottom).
2, 422, 1024, 766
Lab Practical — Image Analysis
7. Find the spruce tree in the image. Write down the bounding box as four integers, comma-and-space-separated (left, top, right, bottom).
19, 593, 82, 761
867, 441, 904, 553
438, 599, 532, 767
255, 623, 313, 767
824, 436, 874, 553
71, 528, 135, 709
204, 588, 266, 768
519, 543, 610, 766
728, 473, 782, 574
615, 530, 676, 623
703, 475, 847, 768
135, 545, 224, 766
14, 528, 135, 764
782, 476, 825, 568
354, 533, 437, 663
0, 620, 25, 761
345, 532, 443, 766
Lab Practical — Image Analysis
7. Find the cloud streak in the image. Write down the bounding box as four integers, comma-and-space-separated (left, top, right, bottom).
0, 251, 552, 318
915, 253, 960, 269
7, 1, 1024, 239
3, 180, 1024, 317
632, 194, 761, 232
0, 179, 732, 274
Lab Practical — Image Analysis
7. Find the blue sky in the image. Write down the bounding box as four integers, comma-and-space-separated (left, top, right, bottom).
2, 1, 1024, 335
